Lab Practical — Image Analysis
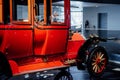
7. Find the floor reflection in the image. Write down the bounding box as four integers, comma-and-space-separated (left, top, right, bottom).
9, 64, 120, 80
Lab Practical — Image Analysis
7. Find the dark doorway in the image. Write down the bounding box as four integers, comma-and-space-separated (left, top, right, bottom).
98, 13, 108, 38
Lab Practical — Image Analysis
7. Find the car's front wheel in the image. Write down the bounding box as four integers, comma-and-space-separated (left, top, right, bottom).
87, 46, 108, 77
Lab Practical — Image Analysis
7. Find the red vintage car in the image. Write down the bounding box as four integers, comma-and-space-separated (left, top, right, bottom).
0, 0, 108, 79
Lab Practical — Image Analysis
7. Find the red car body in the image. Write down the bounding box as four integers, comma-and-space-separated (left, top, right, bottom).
0, 0, 85, 76
0, 24, 85, 75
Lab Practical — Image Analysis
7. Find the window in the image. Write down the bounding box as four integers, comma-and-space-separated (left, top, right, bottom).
34, 0, 46, 25
51, 1, 65, 24
10, 0, 31, 24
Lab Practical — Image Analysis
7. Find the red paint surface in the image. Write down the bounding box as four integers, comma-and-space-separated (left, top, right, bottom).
0, 0, 86, 76
34, 29, 68, 55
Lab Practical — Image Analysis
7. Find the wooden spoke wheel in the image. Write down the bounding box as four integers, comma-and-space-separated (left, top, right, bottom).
54, 71, 73, 80
87, 46, 108, 77
92, 52, 106, 73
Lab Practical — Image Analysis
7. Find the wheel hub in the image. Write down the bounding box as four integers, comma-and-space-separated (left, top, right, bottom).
96, 58, 101, 64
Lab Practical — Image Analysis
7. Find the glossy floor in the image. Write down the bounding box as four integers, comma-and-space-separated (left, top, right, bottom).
9, 64, 120, 80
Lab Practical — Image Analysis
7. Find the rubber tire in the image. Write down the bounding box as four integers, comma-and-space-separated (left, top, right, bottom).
87, 46, 108, 77
0, 60, 9, 80
54, 71, 73, 80
0, 53, 12, 80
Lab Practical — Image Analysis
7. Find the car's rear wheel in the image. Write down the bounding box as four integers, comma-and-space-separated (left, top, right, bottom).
54, 71, 73, 80
87, 46, 108, 77
0, 61, 9, 80
0, 52, 12, 80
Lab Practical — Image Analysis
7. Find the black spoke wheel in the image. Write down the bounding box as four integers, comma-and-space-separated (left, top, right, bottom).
87, 46, 108, 77
54, 71, 73, 80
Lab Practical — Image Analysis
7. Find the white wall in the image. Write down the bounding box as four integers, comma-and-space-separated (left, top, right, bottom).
83, 5, 120, 30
